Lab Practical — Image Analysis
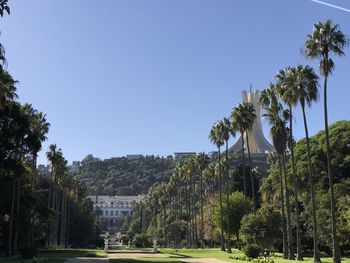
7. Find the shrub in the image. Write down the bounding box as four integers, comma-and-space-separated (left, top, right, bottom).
243, 244, 261, 258
20, 246, 37, 260
133, 233, 152, 248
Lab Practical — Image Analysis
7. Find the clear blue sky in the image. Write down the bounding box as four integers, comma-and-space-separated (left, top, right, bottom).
1, 0, 349, 164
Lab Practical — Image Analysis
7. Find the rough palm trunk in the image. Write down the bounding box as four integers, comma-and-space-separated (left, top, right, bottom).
323, 76, 341, 263
302, 104, 321, 263
13, 179, 21, 253
289, 106, 302, 260
218, 147, 225, 251
245, 133, 256, 211
282, 153, 292, 259
7, 178, 16, 255
200, 170, 204, 248
30, 153, 37, 246
241, 131, 248, 210
163, 203, 167, 247
278, 156, 288, 259
225, 141, 232, 253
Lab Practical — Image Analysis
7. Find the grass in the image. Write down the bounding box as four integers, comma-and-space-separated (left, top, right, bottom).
159, 248, 350, 263
0, 249, 107, 263
160, 248, 242, 261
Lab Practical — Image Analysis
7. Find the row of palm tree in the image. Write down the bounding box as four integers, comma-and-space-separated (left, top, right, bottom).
258, 19, 347, 263
209, 100, 258, 252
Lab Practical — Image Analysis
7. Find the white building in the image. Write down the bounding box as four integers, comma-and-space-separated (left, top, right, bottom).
88, 195, 144, 222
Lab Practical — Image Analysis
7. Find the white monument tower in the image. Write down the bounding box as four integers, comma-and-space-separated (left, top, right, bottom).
230, 89, 274, 154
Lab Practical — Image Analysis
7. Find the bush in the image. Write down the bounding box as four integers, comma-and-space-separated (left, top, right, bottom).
243, 244, 261, 258
20, 246, 37, 260
133, 233, 152, 248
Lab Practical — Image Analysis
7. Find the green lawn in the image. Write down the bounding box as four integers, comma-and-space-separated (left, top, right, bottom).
159, 248, 350, 263
0, 249, 107, 263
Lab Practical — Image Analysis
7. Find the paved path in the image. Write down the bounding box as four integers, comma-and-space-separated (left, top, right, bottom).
180, 258, 228, 263
108, 252, 168, 259
65, 258, 109, 263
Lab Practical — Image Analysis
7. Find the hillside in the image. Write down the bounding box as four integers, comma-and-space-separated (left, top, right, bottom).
74, 154, 175, 195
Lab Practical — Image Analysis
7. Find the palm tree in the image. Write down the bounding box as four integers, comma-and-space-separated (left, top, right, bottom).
0, 70, 18, 110
23, 104, 50, 245
194, 153, 209, 249
304, 20, 348, 263
46, 144, 64, 247
209, 122, 225, 251
260, 86, 289, 259
231, 102, 257, 211
293, 64, 321, 262
219, 117, 235, 253
276, 67, 303, 260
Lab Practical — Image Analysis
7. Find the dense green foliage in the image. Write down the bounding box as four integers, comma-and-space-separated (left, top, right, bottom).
75, 155, 174, 195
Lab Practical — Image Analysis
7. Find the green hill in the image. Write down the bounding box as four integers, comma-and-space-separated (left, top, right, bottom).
74, 154, 174, 195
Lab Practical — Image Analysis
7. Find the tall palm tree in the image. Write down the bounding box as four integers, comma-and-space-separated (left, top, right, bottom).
46, 144, 64, 247
260, 86, 289, 259
231, 102, 257, 211
276, 67, 303, 260
219, 117, 235, 253
194, 152, 209, 249
0, 70, 18, 110
209, 122, 225, 251
293, 65, 321, 262
304, 20, 348, 263
23, 104, 50, 245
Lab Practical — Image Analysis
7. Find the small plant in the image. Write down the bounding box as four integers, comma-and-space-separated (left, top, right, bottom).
133, 233, 152, 248
243, 244, 261, 258
20, 246, 37, 260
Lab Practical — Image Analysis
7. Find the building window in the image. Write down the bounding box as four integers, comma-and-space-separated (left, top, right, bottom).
105, 210, 108, 216
111, 211, 114, 217
115, 211, 119, 216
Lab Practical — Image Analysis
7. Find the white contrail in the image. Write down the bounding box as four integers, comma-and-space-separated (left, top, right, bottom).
311, 0, 350, 13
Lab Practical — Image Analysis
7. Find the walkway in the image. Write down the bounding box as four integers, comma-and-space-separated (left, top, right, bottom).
108, 251, 168, 259
65, 258, 109, 263
180, 258, 228, 263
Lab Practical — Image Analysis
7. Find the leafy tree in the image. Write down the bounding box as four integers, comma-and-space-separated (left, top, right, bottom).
240, 205, 282, 252
214, 192, 251, 248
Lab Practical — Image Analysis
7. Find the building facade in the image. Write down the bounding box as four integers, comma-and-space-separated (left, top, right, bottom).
88, 195, 143, 224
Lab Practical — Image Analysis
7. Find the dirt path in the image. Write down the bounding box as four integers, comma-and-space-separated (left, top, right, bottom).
107, 252, 168, 259
65, 258, 109, 263
180, 259, 228, 263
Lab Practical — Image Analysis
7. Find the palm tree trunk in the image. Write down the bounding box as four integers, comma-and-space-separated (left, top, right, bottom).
282, 153, 292, 259
163, 203, 167, 247
30, 153, 37, 246
241, 132, 248, 210
7, 178, 16, 255
200, 171, 204, 248
289, 106, 302, 260
13, 178, 21, 253
323, 76, 341, 263
218, 147, 225, 251
225, 141, 232, 253
302, 104, 321, 263
278, 155, 288, 259
245, 133, 256, 211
